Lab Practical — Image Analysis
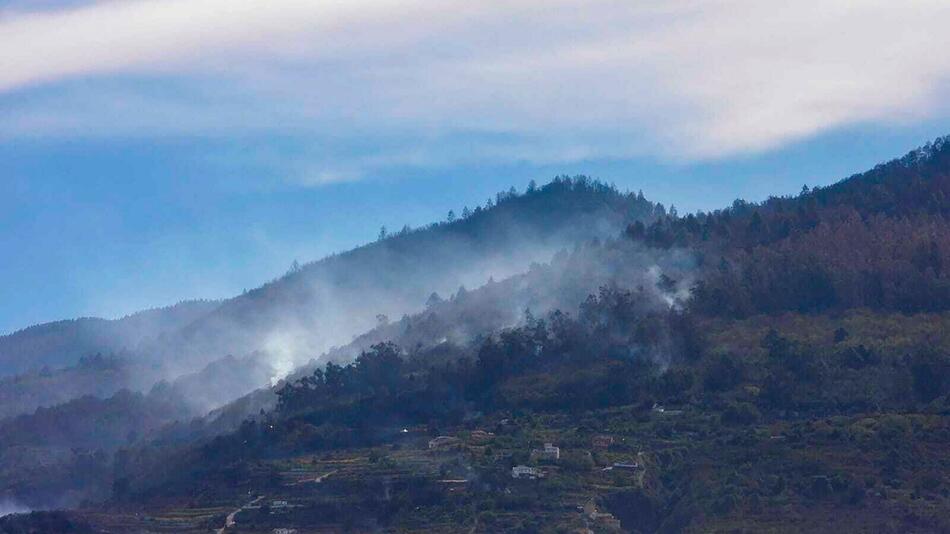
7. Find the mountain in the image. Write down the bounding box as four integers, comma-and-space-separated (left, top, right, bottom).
3, 139, 950, 532
79, 137, 950, 533
2, 179, 657, 382
140, 178, 661, 377
0, 177, 664, 511
0, 178, 658, 422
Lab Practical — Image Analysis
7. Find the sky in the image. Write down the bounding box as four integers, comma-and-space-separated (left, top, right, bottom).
1, 0, 950, 334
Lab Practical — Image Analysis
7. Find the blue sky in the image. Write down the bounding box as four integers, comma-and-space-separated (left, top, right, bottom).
2, 0, 950, 334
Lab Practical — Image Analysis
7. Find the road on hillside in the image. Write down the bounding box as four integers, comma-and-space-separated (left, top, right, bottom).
215, 494, 263, 534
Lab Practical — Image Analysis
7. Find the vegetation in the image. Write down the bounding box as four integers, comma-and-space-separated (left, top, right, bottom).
4, 139, 950, 532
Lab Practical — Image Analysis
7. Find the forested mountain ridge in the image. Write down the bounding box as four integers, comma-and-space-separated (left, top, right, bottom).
0, 178, 657, 421
0, 178, 665, 512
148, 177, 661, 375
3, 138, 950, 532
75, 137, 950, 534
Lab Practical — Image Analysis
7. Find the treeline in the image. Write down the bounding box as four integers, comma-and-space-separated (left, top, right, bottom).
378, 175, 661, 242
270, 174, 662, 287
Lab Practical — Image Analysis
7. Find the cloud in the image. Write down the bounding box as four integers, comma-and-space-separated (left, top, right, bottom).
2, 0, 950, 167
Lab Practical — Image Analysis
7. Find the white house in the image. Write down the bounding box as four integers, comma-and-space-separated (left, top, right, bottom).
511, 465, 543, 479
531, 442, 560, 462
269, 500, 291, 514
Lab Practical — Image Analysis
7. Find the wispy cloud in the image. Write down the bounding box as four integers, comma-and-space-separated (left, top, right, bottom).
2, 0, 950, 170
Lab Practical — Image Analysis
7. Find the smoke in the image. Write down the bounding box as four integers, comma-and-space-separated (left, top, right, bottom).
124, 183, 651, 401
0, 182, 653, 425
297, 234, 699, 380
263, 328, 310, 386
0, 498, 29, 517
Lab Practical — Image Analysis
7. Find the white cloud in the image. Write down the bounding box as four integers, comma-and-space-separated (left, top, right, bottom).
2, 0, 950, 166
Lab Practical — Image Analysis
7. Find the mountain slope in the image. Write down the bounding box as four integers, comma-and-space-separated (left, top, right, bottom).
140, 178, 661, 377
0, 178, 659, 416
77, 137, 950, 533
633, 136, 950, 316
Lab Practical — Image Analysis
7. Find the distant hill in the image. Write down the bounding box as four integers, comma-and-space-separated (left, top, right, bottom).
0, 300, 219, 377
0, 353, 139, 421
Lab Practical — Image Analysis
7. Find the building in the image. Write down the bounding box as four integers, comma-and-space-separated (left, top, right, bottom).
592, 435, 614, 449
652, 402, 683, 415
269, 500, 291, 514
612, 462, 639, 469
530, 442, 560, 462
511, 465, 543, 479
428, 436, 461, 450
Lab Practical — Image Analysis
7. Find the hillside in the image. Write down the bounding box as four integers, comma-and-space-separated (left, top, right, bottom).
0, 178, 664, 512
0, 179, 657, 422
144, 178, 661, 376
1, 139, 948, 532
0, 179, 657, 385
32, 138, 946, 533
635, 135, 950, 316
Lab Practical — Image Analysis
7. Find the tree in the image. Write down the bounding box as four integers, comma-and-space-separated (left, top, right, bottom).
447, 210, 456, 223
378, 226, 388, 241
910, 348, 949, 403
426, 292, 444, 309
748, 211, 763, 234
833, 327, 849, 343
461, 206, 472, 218
527, 180, 537, 193
704, 354, 743, 392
